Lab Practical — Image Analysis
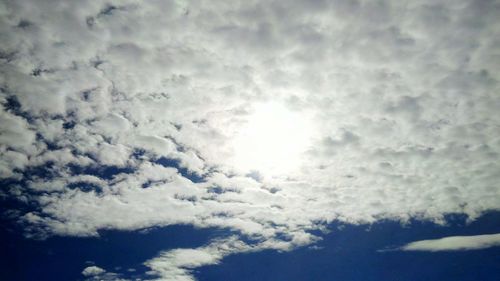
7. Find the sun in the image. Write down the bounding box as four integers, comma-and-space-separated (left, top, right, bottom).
230, 102, 314, 176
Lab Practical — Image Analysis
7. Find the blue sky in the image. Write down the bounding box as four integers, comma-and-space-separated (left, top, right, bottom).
2, 211, 500, 280
1, 0, 500, 280
197, 212, 500, 281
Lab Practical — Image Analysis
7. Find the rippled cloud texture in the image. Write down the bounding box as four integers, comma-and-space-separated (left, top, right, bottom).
1, 0, 500, 280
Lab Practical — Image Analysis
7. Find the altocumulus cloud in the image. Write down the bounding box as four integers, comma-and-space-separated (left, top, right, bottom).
1, 0, 500, 280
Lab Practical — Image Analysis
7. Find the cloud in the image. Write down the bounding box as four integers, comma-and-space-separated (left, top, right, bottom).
399, 233, 500, 251
82, 266, 105, 276
1, 0, 500, 279
81, 265, 128, 281
144, 237, 251, 281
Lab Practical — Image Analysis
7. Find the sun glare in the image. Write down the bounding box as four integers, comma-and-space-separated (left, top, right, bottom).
231, 102, 313, 175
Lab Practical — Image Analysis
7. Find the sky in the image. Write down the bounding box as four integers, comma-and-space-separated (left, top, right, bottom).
0, 0, 499, 280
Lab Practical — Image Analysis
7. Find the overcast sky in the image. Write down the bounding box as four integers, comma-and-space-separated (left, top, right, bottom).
1, 0, 500, 280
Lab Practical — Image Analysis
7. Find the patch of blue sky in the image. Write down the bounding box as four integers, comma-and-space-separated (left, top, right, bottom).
0, 222, 229, 281
196, 212, 500, 281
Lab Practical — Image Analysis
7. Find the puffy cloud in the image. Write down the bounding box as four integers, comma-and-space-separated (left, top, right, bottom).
82, 266, 105, 276
1, 0, 500, 279
81, 265, 127, 281
399, 233, 500, 251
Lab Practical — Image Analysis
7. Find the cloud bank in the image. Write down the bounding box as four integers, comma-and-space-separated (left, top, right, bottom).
1, 0, 500, 279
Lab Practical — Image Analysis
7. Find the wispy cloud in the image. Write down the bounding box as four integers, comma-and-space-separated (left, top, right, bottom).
399, 233, 500, 251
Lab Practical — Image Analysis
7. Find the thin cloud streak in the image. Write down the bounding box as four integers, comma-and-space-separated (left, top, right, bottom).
399, 233, 500, 252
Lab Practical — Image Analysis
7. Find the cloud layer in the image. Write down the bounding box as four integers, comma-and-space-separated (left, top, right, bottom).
1, 0, 500, 279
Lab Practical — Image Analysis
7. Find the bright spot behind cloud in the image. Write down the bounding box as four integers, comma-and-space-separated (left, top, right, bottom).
231, 102, 313, 175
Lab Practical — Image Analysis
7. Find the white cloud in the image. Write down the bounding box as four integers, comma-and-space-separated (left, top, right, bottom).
0, 106, 36, 151
399, 233, 500, 251
1, 0, 500, 279
145, 237, 252, 281
81, 265, 128, 281
82, 266, 105, 276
